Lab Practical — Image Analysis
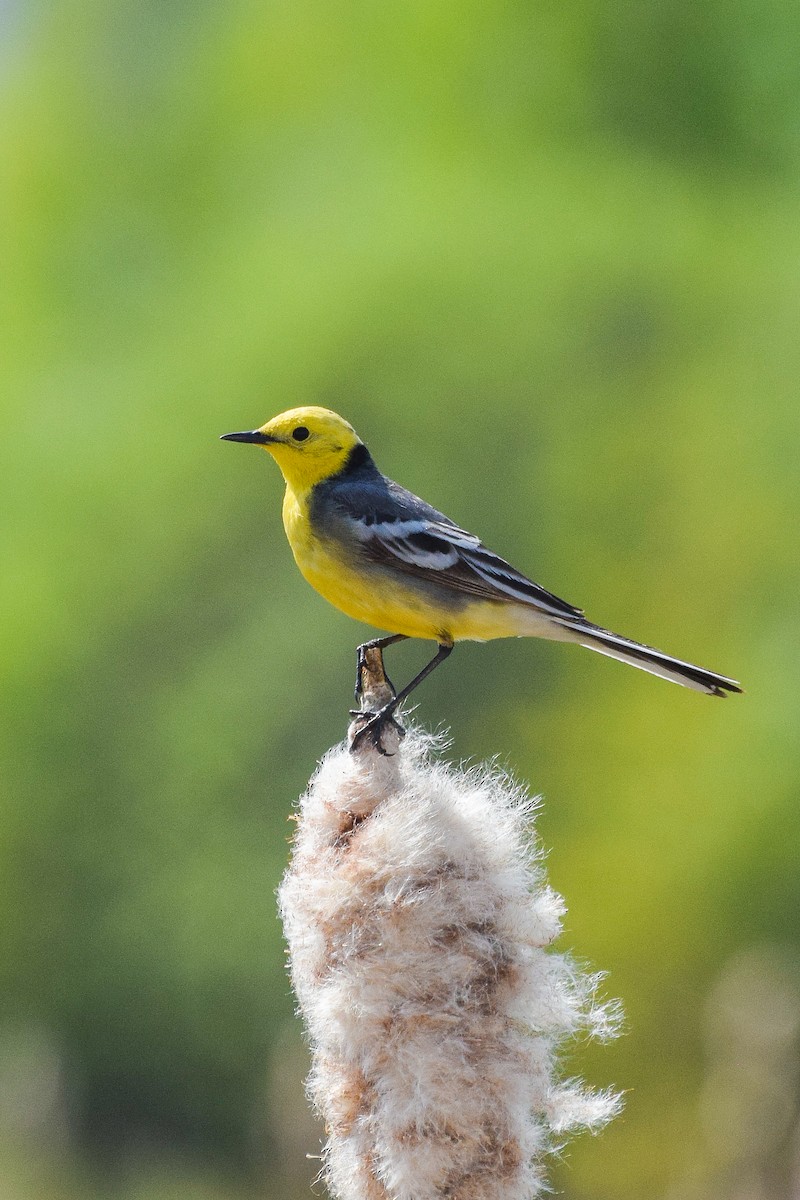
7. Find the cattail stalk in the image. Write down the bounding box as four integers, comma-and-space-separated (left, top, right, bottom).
278, 650, 620, 1200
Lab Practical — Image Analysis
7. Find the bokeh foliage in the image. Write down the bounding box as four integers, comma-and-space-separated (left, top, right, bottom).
2, 1, 799, 1197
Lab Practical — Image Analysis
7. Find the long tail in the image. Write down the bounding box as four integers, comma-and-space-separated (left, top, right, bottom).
554, 618, 742, 696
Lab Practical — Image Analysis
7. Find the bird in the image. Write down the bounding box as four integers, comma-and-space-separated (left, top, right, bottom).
221, 406, 741, 744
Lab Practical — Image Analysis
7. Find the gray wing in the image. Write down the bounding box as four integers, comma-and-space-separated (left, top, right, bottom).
320, 472, 584, 621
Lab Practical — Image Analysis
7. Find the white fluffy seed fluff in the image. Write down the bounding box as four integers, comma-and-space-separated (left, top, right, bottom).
278, 730, 621, 1200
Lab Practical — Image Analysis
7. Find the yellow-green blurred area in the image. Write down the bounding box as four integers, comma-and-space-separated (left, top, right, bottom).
2, 1, 798, 1197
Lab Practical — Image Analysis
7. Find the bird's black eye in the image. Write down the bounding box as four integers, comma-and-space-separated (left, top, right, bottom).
292, 426, 310, 442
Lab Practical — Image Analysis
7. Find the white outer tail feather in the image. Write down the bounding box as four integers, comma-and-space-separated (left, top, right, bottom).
553, 620, 742, 697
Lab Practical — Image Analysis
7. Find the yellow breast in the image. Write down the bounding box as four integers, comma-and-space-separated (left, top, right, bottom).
282, 486, 447, 639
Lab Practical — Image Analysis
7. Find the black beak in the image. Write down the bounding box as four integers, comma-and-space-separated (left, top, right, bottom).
219, 429, 275, 445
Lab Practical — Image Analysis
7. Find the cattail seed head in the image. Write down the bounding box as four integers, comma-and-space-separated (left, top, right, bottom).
279, 730, 621, 1200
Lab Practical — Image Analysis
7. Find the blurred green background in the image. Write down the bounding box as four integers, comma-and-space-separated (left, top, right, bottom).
2, 1, 799, 1197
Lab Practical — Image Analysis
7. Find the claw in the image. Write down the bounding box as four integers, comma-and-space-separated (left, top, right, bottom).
349, 705, 406, 755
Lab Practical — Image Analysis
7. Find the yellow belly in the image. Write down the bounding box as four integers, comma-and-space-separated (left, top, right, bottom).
281, 487, 554, 644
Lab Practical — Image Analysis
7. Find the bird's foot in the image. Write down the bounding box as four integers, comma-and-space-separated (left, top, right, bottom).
349, 643, 405, 755
348, 703, 406, 756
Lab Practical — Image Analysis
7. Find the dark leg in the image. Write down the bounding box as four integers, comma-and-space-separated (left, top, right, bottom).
354, 634, 408, 701
351, 643, 453, 750
389, 642, 453, 708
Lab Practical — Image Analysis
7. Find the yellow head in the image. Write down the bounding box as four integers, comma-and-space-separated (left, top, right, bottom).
221, 406, 363, 490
